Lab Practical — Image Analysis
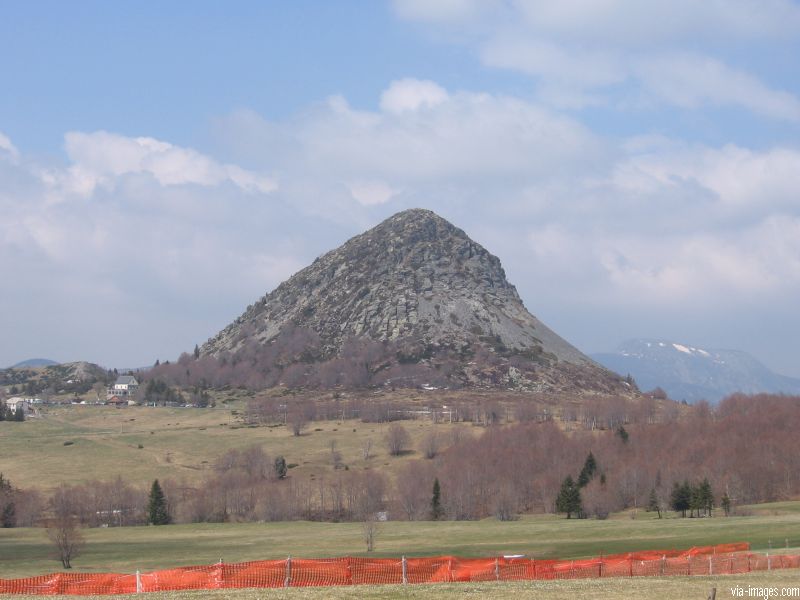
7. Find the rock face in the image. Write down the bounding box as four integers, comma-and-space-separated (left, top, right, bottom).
203, 209, 620, 391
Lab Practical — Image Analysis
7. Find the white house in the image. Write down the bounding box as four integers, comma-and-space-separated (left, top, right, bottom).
3, 397, 36, 416
111, 375, 139, 397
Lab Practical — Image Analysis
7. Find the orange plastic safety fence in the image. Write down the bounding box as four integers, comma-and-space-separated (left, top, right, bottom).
3, 542, 798, 596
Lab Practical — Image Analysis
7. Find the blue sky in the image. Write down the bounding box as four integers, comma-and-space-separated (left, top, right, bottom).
2, 0, 799, 377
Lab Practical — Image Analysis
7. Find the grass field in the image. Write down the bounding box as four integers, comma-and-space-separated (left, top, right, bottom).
2, 507, 799, 579
0, 404, 467, 489
3, 572, 800, 599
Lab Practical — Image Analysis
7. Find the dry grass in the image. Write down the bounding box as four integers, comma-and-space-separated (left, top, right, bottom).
3, 571, 800, 599
0, 403, 471, 489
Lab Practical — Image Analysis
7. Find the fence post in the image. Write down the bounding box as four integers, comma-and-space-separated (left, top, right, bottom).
402, 556, 407, 585
767, 553, 771, 571
687, 556, 691, 576
709, 555, 713, 575
661, 555, 666, 576
135, 570, 142, 594
284, 556, 292, 587
599, 555, 603, 578
495, 557, 500, 581
571, 560, 575, 579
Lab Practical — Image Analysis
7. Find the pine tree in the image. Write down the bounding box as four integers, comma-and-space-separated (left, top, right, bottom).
647, 487, 662, 518
147, 480, 171, 525
616, 425, 629, 443
0, 474, 15, 528
431, 478, 443, 520
577, 452, 597, 488
194, 345, 200, 359
698, 478, 714, 516
670, 480, 691, 517
274, 456, 287, 479
556, 476, 582, 519
12, 406, 25, 422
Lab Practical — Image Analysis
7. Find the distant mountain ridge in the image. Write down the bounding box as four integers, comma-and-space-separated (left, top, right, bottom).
10, 358, 59, 368
592, 339, 800, 403
199, 209, 627, 393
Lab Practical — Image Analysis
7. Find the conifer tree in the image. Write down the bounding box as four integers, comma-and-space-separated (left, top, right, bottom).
647, 487, 662, 518
0, 474, 15, 528
431, 478, 443, 520
147, 480, 170, 525
670, 480, 692, 517
698, 478, 714, 516
274, 456, 287, 479
577, 452, 597, 488
556, 476, 582, 519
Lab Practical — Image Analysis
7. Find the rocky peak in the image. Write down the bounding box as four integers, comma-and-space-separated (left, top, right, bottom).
201, 209, 614, 390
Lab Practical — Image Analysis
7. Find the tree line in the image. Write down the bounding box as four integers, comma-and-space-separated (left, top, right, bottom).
3, 393, 798, 529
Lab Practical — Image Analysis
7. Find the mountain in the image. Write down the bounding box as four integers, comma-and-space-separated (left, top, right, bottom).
10, 358, 59, 368
201, 209, 625, 393
592, 339, 800, 403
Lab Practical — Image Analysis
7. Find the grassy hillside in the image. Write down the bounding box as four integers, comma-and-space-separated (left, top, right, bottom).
0, 403, 466, 489
1, 506, 799, 578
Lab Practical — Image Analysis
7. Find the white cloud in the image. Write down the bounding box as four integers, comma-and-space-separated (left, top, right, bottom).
347, 180, 397, 206
380, 78, 450, 114
3, 79, 800, 374
60, 131, 277, 196
612, 142, 800, 213
507, 0, 800, 45
395, 0, 800, 120
0, 131, 19, 160
635, 54, 800, 122
482, 38, 625, 87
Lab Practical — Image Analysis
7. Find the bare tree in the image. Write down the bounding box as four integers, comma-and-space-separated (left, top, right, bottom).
361, 513, 379, 552
385, 423, 411, 456
287, 399, 316, 436
47, 486, 85, 569
329, 440, 343, 469
361, 438, 373, 461
92, 382, 107, 403
420, 430, 440, 459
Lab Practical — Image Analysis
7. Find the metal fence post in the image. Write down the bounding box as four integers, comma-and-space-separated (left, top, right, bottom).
709, 555, 713, 575
495, 557, 500, 581
135, 570, 142, 593
284, 556, 292, 587
767, 553, 771, 571
402, 556, 407, 585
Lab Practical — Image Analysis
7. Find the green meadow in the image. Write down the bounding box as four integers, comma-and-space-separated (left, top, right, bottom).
2, 506, 799, 579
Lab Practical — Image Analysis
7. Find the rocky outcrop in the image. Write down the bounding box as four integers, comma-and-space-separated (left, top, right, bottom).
202, 209, 622, 392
